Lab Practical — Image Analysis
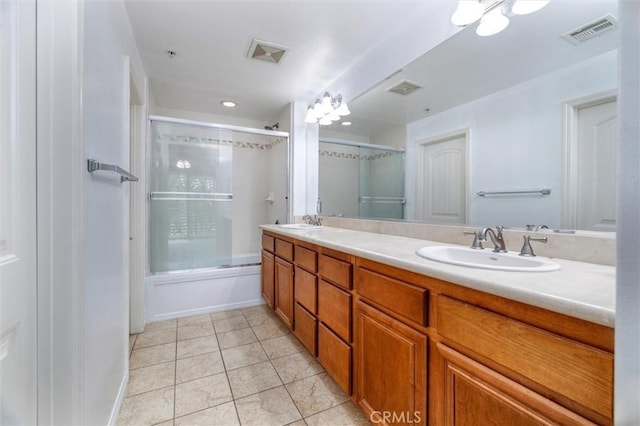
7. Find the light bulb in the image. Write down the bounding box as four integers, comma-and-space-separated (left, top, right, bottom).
335, 101, 351, 116
321, 92, 333, 115
451, 0, 484, 26
476, 7, 509, 36
512, 0, 549, 15
313, 99, 324, 119
304, 106, 318, 124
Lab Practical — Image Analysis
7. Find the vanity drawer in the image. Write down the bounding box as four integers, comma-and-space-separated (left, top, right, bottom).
295, 266, 317, 314
275, 239, 294, 262
262, 234, 275, 252
318, 279, 351, 342
318, 322, 352, 395
437, 296, 613, 419
319, 254, 352, 290
357, 267, 428, 326
294, 303, 317, 356
295, 245, 317, 272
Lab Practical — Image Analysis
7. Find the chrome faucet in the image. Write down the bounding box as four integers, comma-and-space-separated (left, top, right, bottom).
463, 230, 484, 250
519, 235, 547, 256
480, 226, 507, 252
302, 214, 322, 226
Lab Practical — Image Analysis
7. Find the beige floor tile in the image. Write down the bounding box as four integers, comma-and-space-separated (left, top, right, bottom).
118, 387, 174, 426
252, 321, 290, 341
235, 386, 302, 426
241, 304, 272, 318
174, 401, 239, 426
174, 372, 233, 417
129, 334, 137, 351
261, 334, 305, 359
304, 401, 371, 426
144, 319, 177, 332
221, 342, 269, 371
217, 327, 257, 349
177, 313, 212, 327
134, 328, 177, 349
271, 351, 324, 384
126, 361, 175, 396
286, 420, 307, 426
286, 372, 349, 417
176, 351, 225, 384
227, 360, 283, 399
154, 421, 174, 426
246, 311, 281, 327
210, 308, 245, 321
213, 316, 250, 333
177, 322, 215, 341
177, 335, 219, 359
129, 342, 176, 370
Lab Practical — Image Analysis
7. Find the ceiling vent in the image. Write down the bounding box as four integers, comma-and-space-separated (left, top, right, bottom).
386, 80, 424, 96
562, 14, 618, 45
247, 39, 288, 64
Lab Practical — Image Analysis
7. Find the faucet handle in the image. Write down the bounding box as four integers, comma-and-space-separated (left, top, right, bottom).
519, 235, 547, 257
463, 231, 484, 250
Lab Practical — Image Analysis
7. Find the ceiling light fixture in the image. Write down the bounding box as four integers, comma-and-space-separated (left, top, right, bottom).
304, 92, 351, 125
221, 100, 236, 108
451, 0, 549, 37
340, 121, 352, 126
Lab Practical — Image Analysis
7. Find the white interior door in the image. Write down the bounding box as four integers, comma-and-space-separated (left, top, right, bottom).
418, 134, 467, 224
0, 0, 37, 424
576, 99, 617, 232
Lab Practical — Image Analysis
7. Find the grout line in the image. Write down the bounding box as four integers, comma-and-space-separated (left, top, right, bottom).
173, 321, 178, 423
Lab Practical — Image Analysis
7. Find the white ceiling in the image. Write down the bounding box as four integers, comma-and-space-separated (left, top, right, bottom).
325, 0, 619, 138
124, 0, 450, 123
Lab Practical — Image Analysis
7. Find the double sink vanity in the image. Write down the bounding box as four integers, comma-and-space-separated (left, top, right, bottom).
259, 224, 614, 425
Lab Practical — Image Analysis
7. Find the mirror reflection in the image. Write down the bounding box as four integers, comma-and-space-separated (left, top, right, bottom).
319, 0, 618, 232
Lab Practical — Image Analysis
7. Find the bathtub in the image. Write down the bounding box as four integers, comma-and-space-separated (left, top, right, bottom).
145, 253, 264, 322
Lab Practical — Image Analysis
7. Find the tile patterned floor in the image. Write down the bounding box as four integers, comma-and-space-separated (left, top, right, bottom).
119, 304, 371, 426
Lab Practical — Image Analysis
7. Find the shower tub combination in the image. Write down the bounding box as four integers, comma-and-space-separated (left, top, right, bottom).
145, 116, 289, 322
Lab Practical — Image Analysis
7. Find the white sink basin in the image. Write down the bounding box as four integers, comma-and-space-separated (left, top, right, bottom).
416, 246, 560, 272
280, 223, 322, 229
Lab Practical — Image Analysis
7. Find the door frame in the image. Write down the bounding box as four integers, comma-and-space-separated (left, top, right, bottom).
127, 58, 147, 334
36, 0, 85, 423
415, 128, 470, 223
561, 90, 617, 229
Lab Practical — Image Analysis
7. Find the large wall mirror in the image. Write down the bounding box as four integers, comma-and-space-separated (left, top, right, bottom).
319, 0, 618, 232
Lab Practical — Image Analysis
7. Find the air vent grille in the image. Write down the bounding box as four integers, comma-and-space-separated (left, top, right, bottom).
562, 14, 618, 45
386, 80, 424, 96
247, 39, 288, 64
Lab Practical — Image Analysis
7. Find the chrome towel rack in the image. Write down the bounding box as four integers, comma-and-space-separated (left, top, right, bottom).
358, 196, 407, 204
87, 159, 139, 183
477, 188, 551, 197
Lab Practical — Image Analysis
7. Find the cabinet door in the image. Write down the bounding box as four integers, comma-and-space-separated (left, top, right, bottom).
275, 257, 294, 329
261, 249, 275, 308
438, 344, 595, 426
355, 301, 427, 426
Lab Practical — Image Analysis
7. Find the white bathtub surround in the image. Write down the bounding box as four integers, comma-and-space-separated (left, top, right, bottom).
312, 216, 615, 266
266, 224, 614, 327
145, 265, 263, 322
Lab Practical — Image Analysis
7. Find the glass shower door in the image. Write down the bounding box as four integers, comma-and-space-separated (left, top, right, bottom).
149, 121, 233, 273
358, 147, 405, 219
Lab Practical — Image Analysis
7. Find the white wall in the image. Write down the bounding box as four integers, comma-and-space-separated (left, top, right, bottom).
151, 105, 266, 129
615, 0, 640, 423
82, 1, 146, 424
407, 50, 617, 228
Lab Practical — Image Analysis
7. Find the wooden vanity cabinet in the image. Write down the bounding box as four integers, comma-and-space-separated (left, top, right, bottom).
261, 232, 295, 329
355, 300, 428, 426
260, 249, 275, 308
261, 230, 614, 425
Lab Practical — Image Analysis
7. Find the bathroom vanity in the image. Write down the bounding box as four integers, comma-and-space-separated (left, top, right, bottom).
260, 225, 614, 425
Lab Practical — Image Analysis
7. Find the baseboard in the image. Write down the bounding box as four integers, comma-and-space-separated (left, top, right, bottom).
108, 369, 129, 426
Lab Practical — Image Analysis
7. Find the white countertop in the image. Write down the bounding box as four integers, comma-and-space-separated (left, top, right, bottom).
261, 225, 615, 327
